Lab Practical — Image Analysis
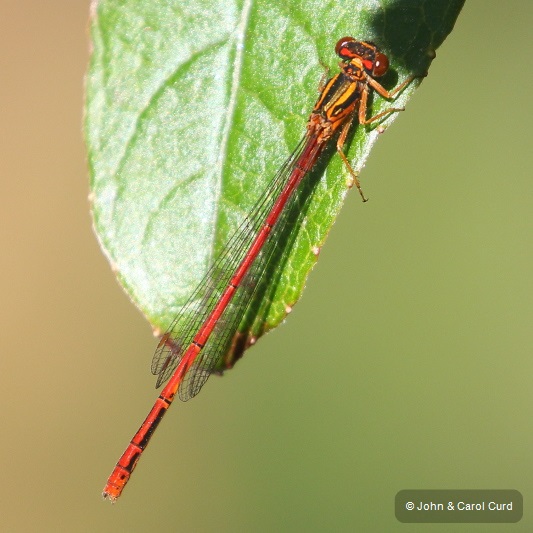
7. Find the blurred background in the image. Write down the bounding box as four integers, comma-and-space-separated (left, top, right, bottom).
1, 1, 532, 531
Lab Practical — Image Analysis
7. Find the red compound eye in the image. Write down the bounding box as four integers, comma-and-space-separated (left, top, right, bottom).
372, 52, 389, 77
335, 36, 356, 59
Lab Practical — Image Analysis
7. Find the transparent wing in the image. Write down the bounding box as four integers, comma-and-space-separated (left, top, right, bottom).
151, 135, 321, 396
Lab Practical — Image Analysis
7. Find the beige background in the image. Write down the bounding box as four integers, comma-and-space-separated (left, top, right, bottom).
1, 1, 532, 531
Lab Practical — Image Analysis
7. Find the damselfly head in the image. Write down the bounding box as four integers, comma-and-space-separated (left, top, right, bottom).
335, 36, 389, 77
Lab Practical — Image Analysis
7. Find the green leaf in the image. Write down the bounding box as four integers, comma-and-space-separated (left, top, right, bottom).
85, 0, 464, 371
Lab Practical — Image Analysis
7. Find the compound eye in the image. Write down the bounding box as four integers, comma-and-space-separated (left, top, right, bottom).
335, 36, 356, 59
372, 52, 389, 77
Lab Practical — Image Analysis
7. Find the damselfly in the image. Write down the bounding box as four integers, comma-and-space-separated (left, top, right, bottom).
103, 37, 421, 502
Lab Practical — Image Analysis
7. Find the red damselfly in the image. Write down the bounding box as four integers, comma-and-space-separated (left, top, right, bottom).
103, 37, 421, 502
